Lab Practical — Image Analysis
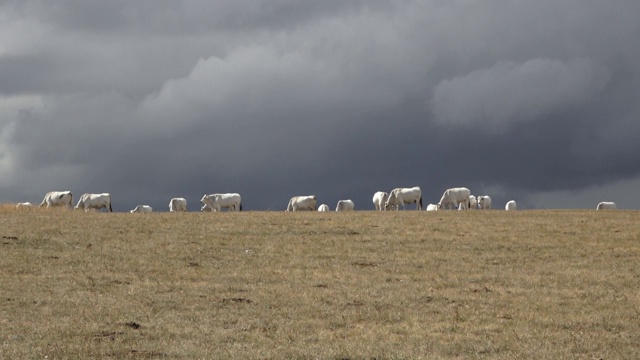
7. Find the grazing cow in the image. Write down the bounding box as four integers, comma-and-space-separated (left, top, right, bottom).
16, 202, 33, 210
200, 193, 242, 212
385, 187, 422, 210
39, 191, 73, 209
130, 205, 153, 213
468, 195, 477, 210
505, 200, 517, 211
75, 193, 113, 212
596, 201, 616, 210
477, 195, 492, 210
336, 199, 355, 211
426, 204, 438, 211
317, 204, 330, 212
437, 187, 471, 210
169, 197, 187, 212
372, 191, 389, 211
286, 195, 317, 211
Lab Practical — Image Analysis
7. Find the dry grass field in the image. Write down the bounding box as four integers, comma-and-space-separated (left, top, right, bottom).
1, 206, 639, 359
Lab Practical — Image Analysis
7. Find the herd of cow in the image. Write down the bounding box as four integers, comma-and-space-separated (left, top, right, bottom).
15, 191, 243, 213
12, 187, 618, 212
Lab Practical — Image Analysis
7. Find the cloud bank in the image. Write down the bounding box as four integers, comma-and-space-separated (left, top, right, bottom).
1, 1, 640, 210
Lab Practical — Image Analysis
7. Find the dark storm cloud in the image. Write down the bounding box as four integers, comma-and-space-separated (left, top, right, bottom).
1, 0, 640, 211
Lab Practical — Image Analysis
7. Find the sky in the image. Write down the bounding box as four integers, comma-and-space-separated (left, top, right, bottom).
1, 0, 640, 211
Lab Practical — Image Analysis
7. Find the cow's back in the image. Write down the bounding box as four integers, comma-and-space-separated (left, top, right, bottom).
597, 202, 616, 210
42, 191, 72, 207
336, 200, 354, 211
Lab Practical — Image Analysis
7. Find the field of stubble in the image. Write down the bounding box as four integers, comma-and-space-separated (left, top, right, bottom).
1, 207, 639, 359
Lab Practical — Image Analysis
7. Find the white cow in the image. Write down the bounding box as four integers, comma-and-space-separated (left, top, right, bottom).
437, 187, 471, 210
468, 195, 477, 210
39, 191, 73, 209
505, 200, 517, 211
596, 201, 616, 210
385, 187, 422, 210
426, 204, 438, 211
317, 204, 330, 212
75, 193, 113, 212
477, 195, 492, 210
130, 205, 153, 213
200, 193, 242, 212
169, 197, 187, 212
458, 202, 467, 210
286, 195, 317, 211
16, 202, 33, 211
336, 199, 355, 211
372, 191, 389, 211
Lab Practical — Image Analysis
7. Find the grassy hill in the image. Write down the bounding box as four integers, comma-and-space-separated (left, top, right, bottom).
1, 208, 639, 358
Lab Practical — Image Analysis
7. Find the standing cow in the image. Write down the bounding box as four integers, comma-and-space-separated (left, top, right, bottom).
39, 191, 73, 209
286, 195, 317, 211
169, 197, 188, 212
477, 195, 492, 210
437, 187, 471, 210
468, 195, 477, 210
75, 193, 113, 212
200, 193, 242, 212
372, 191, 389, 211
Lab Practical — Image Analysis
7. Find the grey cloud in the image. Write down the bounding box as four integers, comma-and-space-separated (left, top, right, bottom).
2, 1, 640, 211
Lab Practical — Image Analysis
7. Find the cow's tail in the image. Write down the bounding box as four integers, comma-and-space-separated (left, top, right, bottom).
419, 195, 423, 210
239, 202, 243, 212
109, 196, 113, 212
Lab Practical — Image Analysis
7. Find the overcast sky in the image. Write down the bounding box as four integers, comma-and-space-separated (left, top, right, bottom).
1, 0, 639, 211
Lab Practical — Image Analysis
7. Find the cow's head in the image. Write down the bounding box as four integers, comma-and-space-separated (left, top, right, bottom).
477, 196, 486, 207
384, 191, 397, 208
200, 193, 208, 204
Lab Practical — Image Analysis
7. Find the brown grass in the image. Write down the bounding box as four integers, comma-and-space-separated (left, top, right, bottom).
1, 209, 639, 359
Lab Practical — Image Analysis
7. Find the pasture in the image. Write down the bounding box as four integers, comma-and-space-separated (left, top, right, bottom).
1, 208, 639, 358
